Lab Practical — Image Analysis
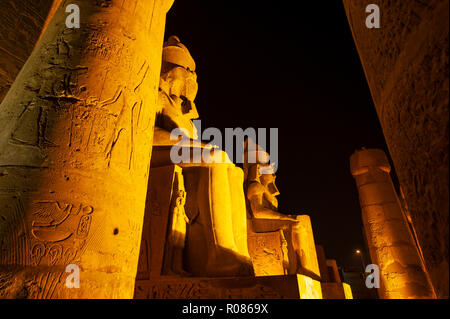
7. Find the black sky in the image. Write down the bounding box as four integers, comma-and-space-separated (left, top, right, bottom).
165, 1, 391, 270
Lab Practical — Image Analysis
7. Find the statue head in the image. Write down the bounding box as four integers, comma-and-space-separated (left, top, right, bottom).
157, 36, 199, 139
244, 138, 280, 198
260, 168, 280, 196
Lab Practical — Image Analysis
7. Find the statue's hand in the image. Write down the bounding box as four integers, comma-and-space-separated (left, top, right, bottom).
279, 215, 299, 223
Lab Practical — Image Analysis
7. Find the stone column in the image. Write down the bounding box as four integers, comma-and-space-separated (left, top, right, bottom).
350, 148, 435, 298
343, 0, 449, 298
0, 0, 173, 298
0, 0, 57, 102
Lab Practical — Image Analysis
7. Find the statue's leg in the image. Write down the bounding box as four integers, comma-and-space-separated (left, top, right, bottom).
194, 165, 250, 276
228, 166, 254, 274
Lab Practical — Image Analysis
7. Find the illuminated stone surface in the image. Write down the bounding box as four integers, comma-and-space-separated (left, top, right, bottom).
135, 274, 321, 299
134, 37, 329, 299
315, 245, 353, 299
247, 230, 286, 276
291, 215, 321, 280
297, 274, 322, 299
244, 141, 321, 280
350, 148, 435, 298
142, 36, 253, 277
136, 165, 182, 279
0, 0, 57, 103
343, 0, 449, 298
0, 0, 173, 298
243, 140, 325, 299
0, 2, 358, 299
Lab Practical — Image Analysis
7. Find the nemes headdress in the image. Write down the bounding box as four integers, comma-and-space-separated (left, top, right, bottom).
162, 36, 196, 72
244, 138, 273, 182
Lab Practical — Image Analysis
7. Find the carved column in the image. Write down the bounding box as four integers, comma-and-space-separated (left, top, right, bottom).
350, 148, 435, 298
343, 0, 449, 298
0, 0, 57, 102
0, 0, 173, 298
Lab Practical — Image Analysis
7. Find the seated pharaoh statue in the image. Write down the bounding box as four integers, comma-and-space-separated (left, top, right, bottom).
141, 36, 254, 278
243, 138, 322, 281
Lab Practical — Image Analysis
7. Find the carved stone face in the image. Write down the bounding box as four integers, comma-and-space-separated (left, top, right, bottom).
161, 66, 198, 109
260, 173, 280, 197
158, 64, 199, 138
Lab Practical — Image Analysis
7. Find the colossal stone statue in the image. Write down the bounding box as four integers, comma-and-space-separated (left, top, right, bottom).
0, 0, 174, 299
137, 36, 253, 278
244, 139, 297, 222
155, 35, 199, 140
243, 139, 321, 281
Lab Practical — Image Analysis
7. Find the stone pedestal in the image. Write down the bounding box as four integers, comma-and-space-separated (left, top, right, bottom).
135, 164, 324, 299
247, 216, 321, 281
135, 274, 322, 299
247, 230, 287, 276
321, 282, 353, 299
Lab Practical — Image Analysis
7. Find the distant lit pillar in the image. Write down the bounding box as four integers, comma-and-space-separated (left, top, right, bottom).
350, 148, 435, 299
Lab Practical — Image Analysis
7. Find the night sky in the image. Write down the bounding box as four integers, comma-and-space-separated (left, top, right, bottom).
165, 1, 392, 270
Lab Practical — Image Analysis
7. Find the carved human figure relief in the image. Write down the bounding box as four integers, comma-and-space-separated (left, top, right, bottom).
164, 170, 190, 275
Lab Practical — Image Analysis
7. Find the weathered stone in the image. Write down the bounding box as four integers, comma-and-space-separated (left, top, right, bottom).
244, 140, 322, 281
0, 1, 58, 103
0, 0, 173, 299
247, 230, 286, 276
343, 0, 449, 298
350, 148, 435, 298
146, 36, 254, 277
135, 274, 322, 299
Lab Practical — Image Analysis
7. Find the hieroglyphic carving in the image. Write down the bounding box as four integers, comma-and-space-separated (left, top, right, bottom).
5, 25, 151, 171
0, 195, 28, 265
83, 29, 127, 66
29, 200, 94, 267
0, 194, 93, 300
134, 277, 297, 299
0, 0, 171, 299
247, 231, 286, 276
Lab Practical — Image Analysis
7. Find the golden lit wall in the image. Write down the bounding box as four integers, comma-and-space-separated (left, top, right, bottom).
343, 0, 449, 298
